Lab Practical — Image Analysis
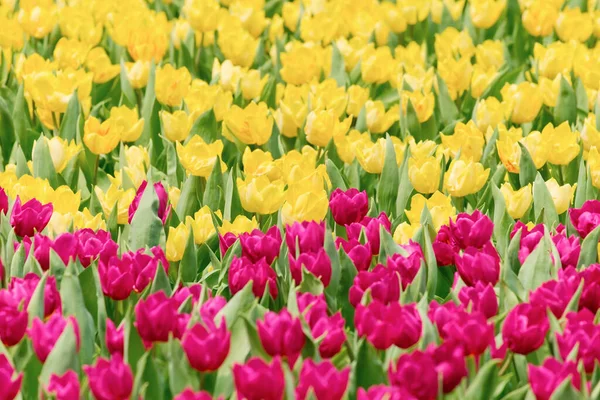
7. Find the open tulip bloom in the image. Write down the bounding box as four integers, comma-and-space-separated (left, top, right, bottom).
3, 0, 600, 399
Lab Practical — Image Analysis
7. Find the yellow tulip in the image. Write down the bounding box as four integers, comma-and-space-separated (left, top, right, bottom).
435, 27, 474, 61
470, 0, 506, 29
334, 129, 370, 165
588, 147, 600, 188
311, 79, 348, 119
38, 137, 80, 173
184, 0, 221, 33
275, 84, 309, 138
545, 178, 575, 215
556, 8, 593, 42
409, 156, 441, 194
168, 187, 181, 210
305, 110, 351, 148
405, 191, 456, 230
355, 137, 405, 174
437, 56, 473, 100
444, 159, 490, 197
501, 82, 543, 124
218, 24, 259, 68
431, 0, 465, 24
73, 208, 106, 231
393, 222, 419, 245
280, 43, 324, 85
366, 101, 400, 134
500, 183, 533, 219
110, 105, 144, 142
83, 116, 121, 155
242, 148, 281, 181
124, 61, 150, 89
185, 206, 221, 245
241, 70, 268, 101
160, 110, 193, 142
219, 215, 259, 235
176, 136, 226, 177
542, 122, 580, 166
401, 90, 435, 123
212, 59, 243, 93
166, 223, 190, 262
361, 46, 395, 84
86, 48, 120, 84
523, 1, 559, 37
346, 85, 370, 118
155, 64, 192, 107
281, 182, 329, 225
581, 113, 600, 157
237, 176, 286, 215
474, 97, 509, 133
53, 37, 90, 70
475, 40, 505, 70
94, 183, 136, 225
441, 121, 486, 162
471, 66, 498, 99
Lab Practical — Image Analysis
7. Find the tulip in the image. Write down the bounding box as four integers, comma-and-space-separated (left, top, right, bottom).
570, 200, 600, 238
106, 318, 124, 356
428, 341, 468, 393
355, 301, 422, 350
388, 245, 424, 286
237, 176, 286, 216
336, 238, 372, 271
552, 228, 580, 270
455, 242, 500, 286
9, 273, 61, 318
470, 0, 505, 29
523, 1, 558, 37
0, 187, 8, 214
529, 358, 581, 400
542, 122, 581, 166
530, 278, 579, 319
176, 136, 226, 178
545, 178, 575, 215
428, 301, 465, 334
311, 312, 346, 358
222, 102, 273, 146
512, 222, 545, 264
233, 357, 285, 400
441, 121, 486, 162
556, 309, 600, 373
297, 293, 329, 325
289, 249, 332, 287
135, 291, 180, 345
440, 311, 495, 356
349, 265, 401, 307
30, 315, 80, 363
257, 309, 305, 366
555, 8, 593, 42
155, 64, 191, 107
160, 110, 193, 142
361, 46, 394, 84
388, 350, 439, 400
166, 223, 190, 262
501, 82, 543, 124
346, 213, 392, 256
83, 116, 121, 155
0, 354, 22, 400
0, 290, 28, 347
449, 210, 493, 250
304, 110, 351, 148
285, 220, 325, 256
110, 105, 144, 142
84, 354, 133, 400
502, 303, 550, 354
172, 284, 204, 308
229, 256, 278, 299
47, 370, 80, 400
74, 229, 119, 267
98, 255, 134, 301
182, 319, 230, 372
329, 188, 369, 226
31, 233, 77, 271
200, 296, 227, 325
358, 385, 415, 400
296, 359, 350, 400
458, 282, 498, 319
578, 264, 600, 313
174, 389, 214, 400
240, 226, 282, 265
10, 197, 53, 237
444, 159, 489, 198
128, 181, 171, 224
219, 232, 238, 256
432, 226, 459, 266
126, 247, 169, 293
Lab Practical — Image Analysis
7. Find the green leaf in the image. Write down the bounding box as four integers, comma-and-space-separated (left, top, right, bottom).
259, 75, 278, 110
423, 227, 438, 300
518, 143, 537, 187
129, 183, 165, 250
27, 272, 48, 324
577, 225, 600, 269
33, 135, 58, 187
492, 184, 514, 256
330, 42, 346, 87
377, 135, 400, 216
549, 377, 580, 400
464, 360, 499, 400
217, 282, 255, 329
574, 157, 589, 208
176, 175, 201, 218
337, 249, 357, 327
554, 76, 577, 125
120, 60, 137, 108
437, 74, 459, 126
167, 338, 198, 394
203, 159, 223, 211
352, 340, 385, 393
59, 91, 81, 142
124, 307, 146, 375
13, 84, 34, 158
0, 97, 15, 164
131, 352, 164, 400
150, 258, 172, 296
324, 229, 342, 308
326, 159, 347, 191
179, 228, 198, 283
532, 173, 559, 229
395, 148, 413, 216
518, 232, 553, 291
137, 61, 157, 146
39, 321, 80, 385
299, 266, 325, 295
190, 109, 218, 144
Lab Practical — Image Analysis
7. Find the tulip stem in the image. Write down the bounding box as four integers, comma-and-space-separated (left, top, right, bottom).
344, 340, 355, 361
498, 352, 513, 375
93, 155, 99, 186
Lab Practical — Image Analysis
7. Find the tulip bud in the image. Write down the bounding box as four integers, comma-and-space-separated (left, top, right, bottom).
458, 283, 498, 319
530, 277, 579, 319
346, 213, 392, 256
160, 110, 193, 142
470, 0, 505, 29
257, 309, 305, 366
240, 226, 282, 265
128, 181, 171, 224
84, 354, 133, 400
556, 309, 600, 373
0, 187, 8, 215
290, 248, 332, 287
285, 221, 325, 256
200, 296, 227, 324
335, 238, 372, 271
408, 156, 442, 194
105, 318, 124, 356
0, 354, 22, 400
502, 303, 549, 355
182, 319, 231, 372
552, 227, 580, 270
30, 315, 80, 362
449, 210, 494, 250
47, 370, 80, 400
349, 265, 401, 307
174, 389, 214, 400
0, 290, 28, 347
329, 188, 369, 226
455, 242, 500, 287
512, 222, 544, 264
438, 311, 495, 356
529, 358, 581, 400
428, 340, 468, 393
233, 357, 285, 400
155, 64, 191, 107
444, 159, 489, 198
9, 273, 61, 318
98, 255, 134, 301
135, 291, 181, 346
296, 360, 350, 400
355, 301, 422, 350
31, 233, 77, 271
74, 229, 118, 267
229, 256, 278, 299
10, 197, 53, 237
569, 200, 600, 238
388, 350, 439, 400
311, 312, 346, 358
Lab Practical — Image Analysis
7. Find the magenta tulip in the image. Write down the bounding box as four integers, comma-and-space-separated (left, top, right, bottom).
182, 319, 230, 372
428, 341, 467, 393
228, 256, 278, 299
357, 385, 417, 400
200, 296, 227, 325
570, 200, 600, 238
529, 358, 581, 400
174, 389, 215, 400
0, 187, 8, 215
30, 315, 80, 362
502, 303, 550, 355
98, 255, 134, 301
458, 282, 498, 319
240, 226, 282, 265
31, 233, 77, 270
432, 225, 459, 266
552, 229, 580, 270
74, 229, 119, 267
135, 291, 180, 345
297, 293, 329, 325
388, 350, 438, 400
449, 210, 493, 249
128, 181, 171, 224
428, 301, 464, 334
355, 301, 422, 350
84, 353, 133, 400
47, 370, 80, 400
438, 311, 495, 356
349, 264, 401, 307
257, 308, 305, 366
387, 246, 423, 289
219, 232, 238, 256
105, 318, 124, 356
311, 312, 346, 358
172, 284, 204, 308
10, 197, 53, 237
530, 277, 579, 318
128, 247, 169, 293
556, 309, 600, 373
329, 188, 369, 226
578, 264, 600, 313
296, 359, 350, 400
9, 273, 61, 318
0, 354, 22, 400
336, 237, 372, 271
233, 357, 285, 400
0, 290, 28, 347
289, 248, 332, 286
346, 212, 392, 256
454, 242, 500, 286
285, 221, 325, 256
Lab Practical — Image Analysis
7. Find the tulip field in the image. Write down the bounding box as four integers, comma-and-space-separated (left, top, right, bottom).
5, 0, 600, 399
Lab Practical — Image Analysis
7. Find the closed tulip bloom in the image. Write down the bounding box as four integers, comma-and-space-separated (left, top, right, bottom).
349, 265, 401, 307
241, 70, 268, 100
336, 238, 372, 272
0, 354, 22, 400
529, 358, 581, 400
556, 309, 600, 373
388, 350, 438, 400
444, 159, 489, 197
105, 318, 124, 356
174, 389, 214, 400
346, 85, 370, 117
329, 188, 369, 226
449, 210, 494, 250
580, 264, 600, 313
290, 248, 332, 287
98, 256, 134, 301
388, 246, 424, 287
155, 64, 191, 107
311, 312, 347, 358
110, 105, 144, 142
83, 116, 121, 155
542, 122, 580, 166
135, 291, 181, 345
556, 8, 593, 42
545, 178, 575, 215
257, 309, 305, 366
223, 102, 273, 146
128, 181, 171, 224
530, 277, 579, 319
30, 315, 80, 363
10, 197, 53, 237
455, 242, 500, 286
365, 101, 400, 134
470, 0, 506, 29
166, 223, 190, 262
502, 303, 549, 354
0, 290, 28, 347
296, 360, 350, 400
182, 319, 230, 372
237, 176, 286, 215
74, 229, 118, 267
185, 206, 219, 246
409, 156, 441, 194
355, 301, 422, 350
523, 1, 559, 37
458, 282, 498, 319
176, 136, 226, 178
0, 187, 7, 215
501, 183, 533, 220
361, 46, 395, 84
160, 110, 193, 142
552, 229, 580, 270
9, 273, 61, 318
428, 341, 468, 393
355, 137, 405, 174
281, 184, 329, 226
239, 226, 282, 265
229, 256, 278, 299
84, 354, 133, 400
47, 370, 80, 400
570, 200, 600, 238
32, 233, 77, 271
501, 82, 543, 124
358, 385, 416, 400
439, 311, 495, 356
233, 357, 285, 400
346, 213, 392, 256
285, 220, 325, 255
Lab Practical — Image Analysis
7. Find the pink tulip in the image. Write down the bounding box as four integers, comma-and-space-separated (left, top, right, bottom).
578, 264, 600, 313
454, 242, 500, 286
428, 341, 467, 393
502, 303, 549, 355
74, 229, 118, 267
200, 296, 227, 325
0, 187, 8, 215
570, 199, 600, 238
9, 273, 61, 318
10, 197, 53, 237
174, 389, 215, 400
349, 264, 401, 307
128, 181, 171, 224
432, 225, 459, 266
296, 359, 350, 400
556, 309, 600, 373
529, 358, 581, 400
135, 291, 181, 346
311, 312, 346, 358
228, 256, 278, 299
0, 354, 22, 400
129, 247, 169, 293
31, 233, 77, 270
105, 318, 124, 356
355, 301, 422, 350
98, 255, 134, 301
233, 357, 285, 400
458, 282, 498, 319
84, 353, 133, 400
285, 221, 325, 256
30, 315, 80, 363
0, 290, 28, 347
240, 226, 282, 265
530, 276, 579, 318
329, 188, 369, 226
449, 210, 494, 249
257, 308, 305, 366
172, 284, 204, 308
219, 232, 238, 256
346, 213, 391, 256
552, 228, 580, 270
289, 248, 332, 287
182, 319, 230, 372
358, 385, 416, 400
386, 245, 423, 288
47, 370, 80, 400
388, 350, 438, 400
336, 237, 372, 271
